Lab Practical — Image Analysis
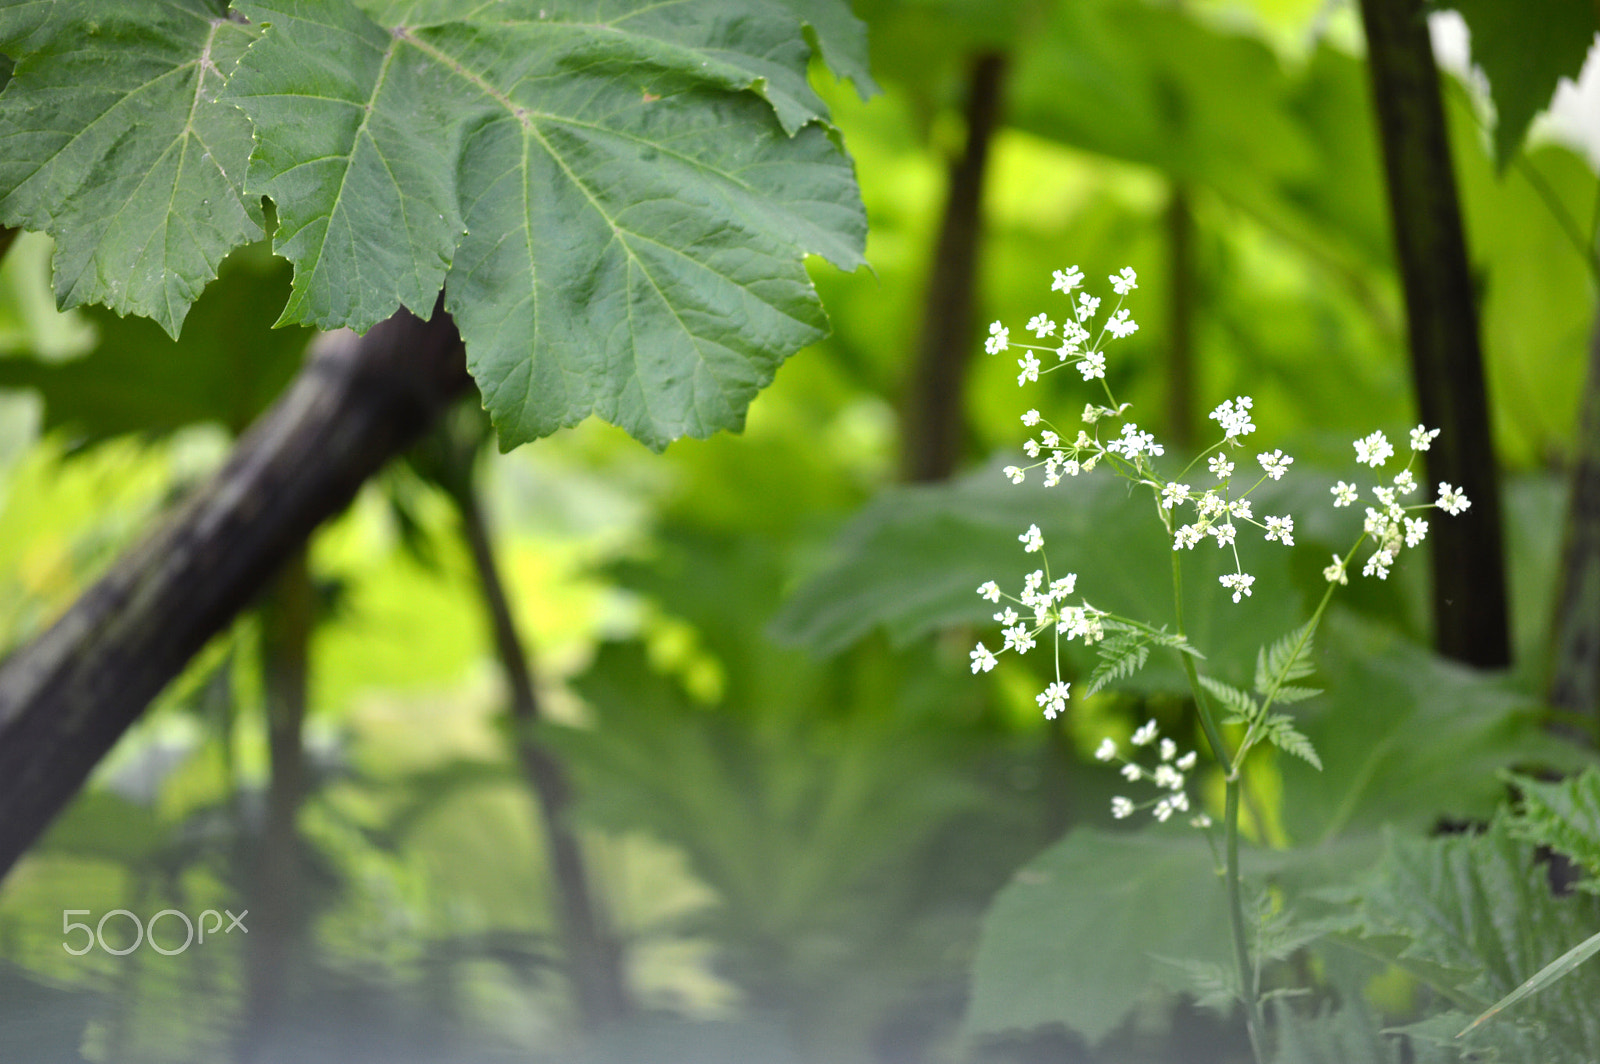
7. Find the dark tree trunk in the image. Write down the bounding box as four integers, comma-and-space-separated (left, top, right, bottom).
1548, 306, 1600, 734
901, 51, 1008, 483
1356, 0, 1510, 666
241, 548, 313, 1061
454, 477, 633, 1027
0, 302, 470, 878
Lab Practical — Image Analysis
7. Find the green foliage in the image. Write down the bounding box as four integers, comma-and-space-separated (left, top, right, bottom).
0, 0, 871, 451
1504, 766, 1600, 890
963, 826, 1234, 1047
1438, 0, 1599, 169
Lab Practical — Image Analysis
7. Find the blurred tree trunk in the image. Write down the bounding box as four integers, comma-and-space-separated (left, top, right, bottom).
1356, 0, 1510, 667
1165, 185, 1198, 450
241, 548, 313, 1061
0, 303, 469, 879
901, 51, 1008, 482
437, 430, 632, 1027
1548, 304, 1600, 734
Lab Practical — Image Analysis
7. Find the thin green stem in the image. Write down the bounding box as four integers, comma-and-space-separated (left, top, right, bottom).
1172, 551, 1261, 1060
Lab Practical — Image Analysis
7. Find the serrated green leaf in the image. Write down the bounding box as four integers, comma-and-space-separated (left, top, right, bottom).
1263, 715, 1322, 771
1271, 685, 1323, 705
1504, 767, 1600, 886
1440, 0, 1598, 170
225, 0, 866, 451
1255, 618, 1318, 695
1083, 637, 1149, 697
0, 1, 264, 336
1199, 674, 1257, 718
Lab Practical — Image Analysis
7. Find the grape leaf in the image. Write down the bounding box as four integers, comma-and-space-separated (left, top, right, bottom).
1440, 0, 1598, 170
224, 0, 867, 450
0, 1, 264, 337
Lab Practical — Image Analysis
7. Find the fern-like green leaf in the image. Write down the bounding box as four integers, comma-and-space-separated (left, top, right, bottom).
1270, 684, 1323, 705
1199, 675, 1256, 718
1263, 714, 1322, 770
1084, 636, 1149, 697
1255, 618, 1319, 695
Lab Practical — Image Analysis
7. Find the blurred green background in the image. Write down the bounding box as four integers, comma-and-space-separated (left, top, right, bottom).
0, 1, 1597, 1061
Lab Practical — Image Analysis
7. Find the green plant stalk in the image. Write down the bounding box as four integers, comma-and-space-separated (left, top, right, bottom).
1171, 551, 1261, 1062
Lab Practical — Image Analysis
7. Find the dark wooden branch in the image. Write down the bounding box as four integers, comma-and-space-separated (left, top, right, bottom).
455, 476, 633, 1027
901, 51, 1008, 482
1548, 306, 1600, 733
1357, 0, 1510, 666
0, 302, 470, 877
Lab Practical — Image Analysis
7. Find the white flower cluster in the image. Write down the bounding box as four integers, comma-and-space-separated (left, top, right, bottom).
1323, 426, 1470, 583
971, 525, 1107, 720
1094, 722, 1209, 827
987, 265, 1139, 393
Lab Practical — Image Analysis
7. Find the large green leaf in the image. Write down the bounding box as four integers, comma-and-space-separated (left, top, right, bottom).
1440, 0, 1599, 169
1353, 822, 1600, 1061
223, 0, 868, 450
0, 1, 263, 336
963, 826, 1234, 1046
1279, 616, 1587, 845
1504, 767, 1600, 889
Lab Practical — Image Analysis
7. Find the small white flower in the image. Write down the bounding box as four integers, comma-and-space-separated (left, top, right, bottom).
1049, 574, 1077, 598
1331, 481, 1359, 507
1078, 350, 1107, 380
1228, 498, 1253, 521
1211, 522, 1237, 547
1075, 292, 1101, 322
1153, 764, 1182, 791
1175, 751, 1197, 771
1190, 813, 1213, 829
970, 643, 997, 673
1170, 792, 1190, 813
1037, 681, 1071, 719
1257, 449, 1293, 481
1062, 319, 1091, 350
1110, 266, 1139, 295
1209, 396, 1255, 440
1161, 482, 1191, 509
1023, 438, 1041, 459
1019, 524, 1044, 552
1131, 720, 1159, 746
1323, 554, 1348, 585
1105, 308, 1138, 338
1209, 454, 1234, 479
1004, 465, 1025, 484
1409, 425, 1441, 451
984, 321, 1009, 355
1095, 738, 1117, 762
1173, 524, 1204, 550
1121, 763, 1143, 781
1017, 351, 1041, 385
1220, 572, 1255, 602
1021, 409, 1041, 427
1051, 266, 1084, 293
1393, 469, 1418, 495
1264, 515, 1294, 545
1404, 516, 1429, 548
1026, 313, 1057, 338
1003, 625, 1036, 654
1354, 430, 1394, 468
1040, 430, 1060, 448
1159, 738, 1177, 762
1111, 796, 1135, 819
1437, 482, 1471, 515
1362, 549, 1394, 580
1153, 798, 1174, 822
994, 607, 1019, 626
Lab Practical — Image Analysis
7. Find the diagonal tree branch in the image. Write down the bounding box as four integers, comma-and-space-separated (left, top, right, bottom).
0, 300, 471, 878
